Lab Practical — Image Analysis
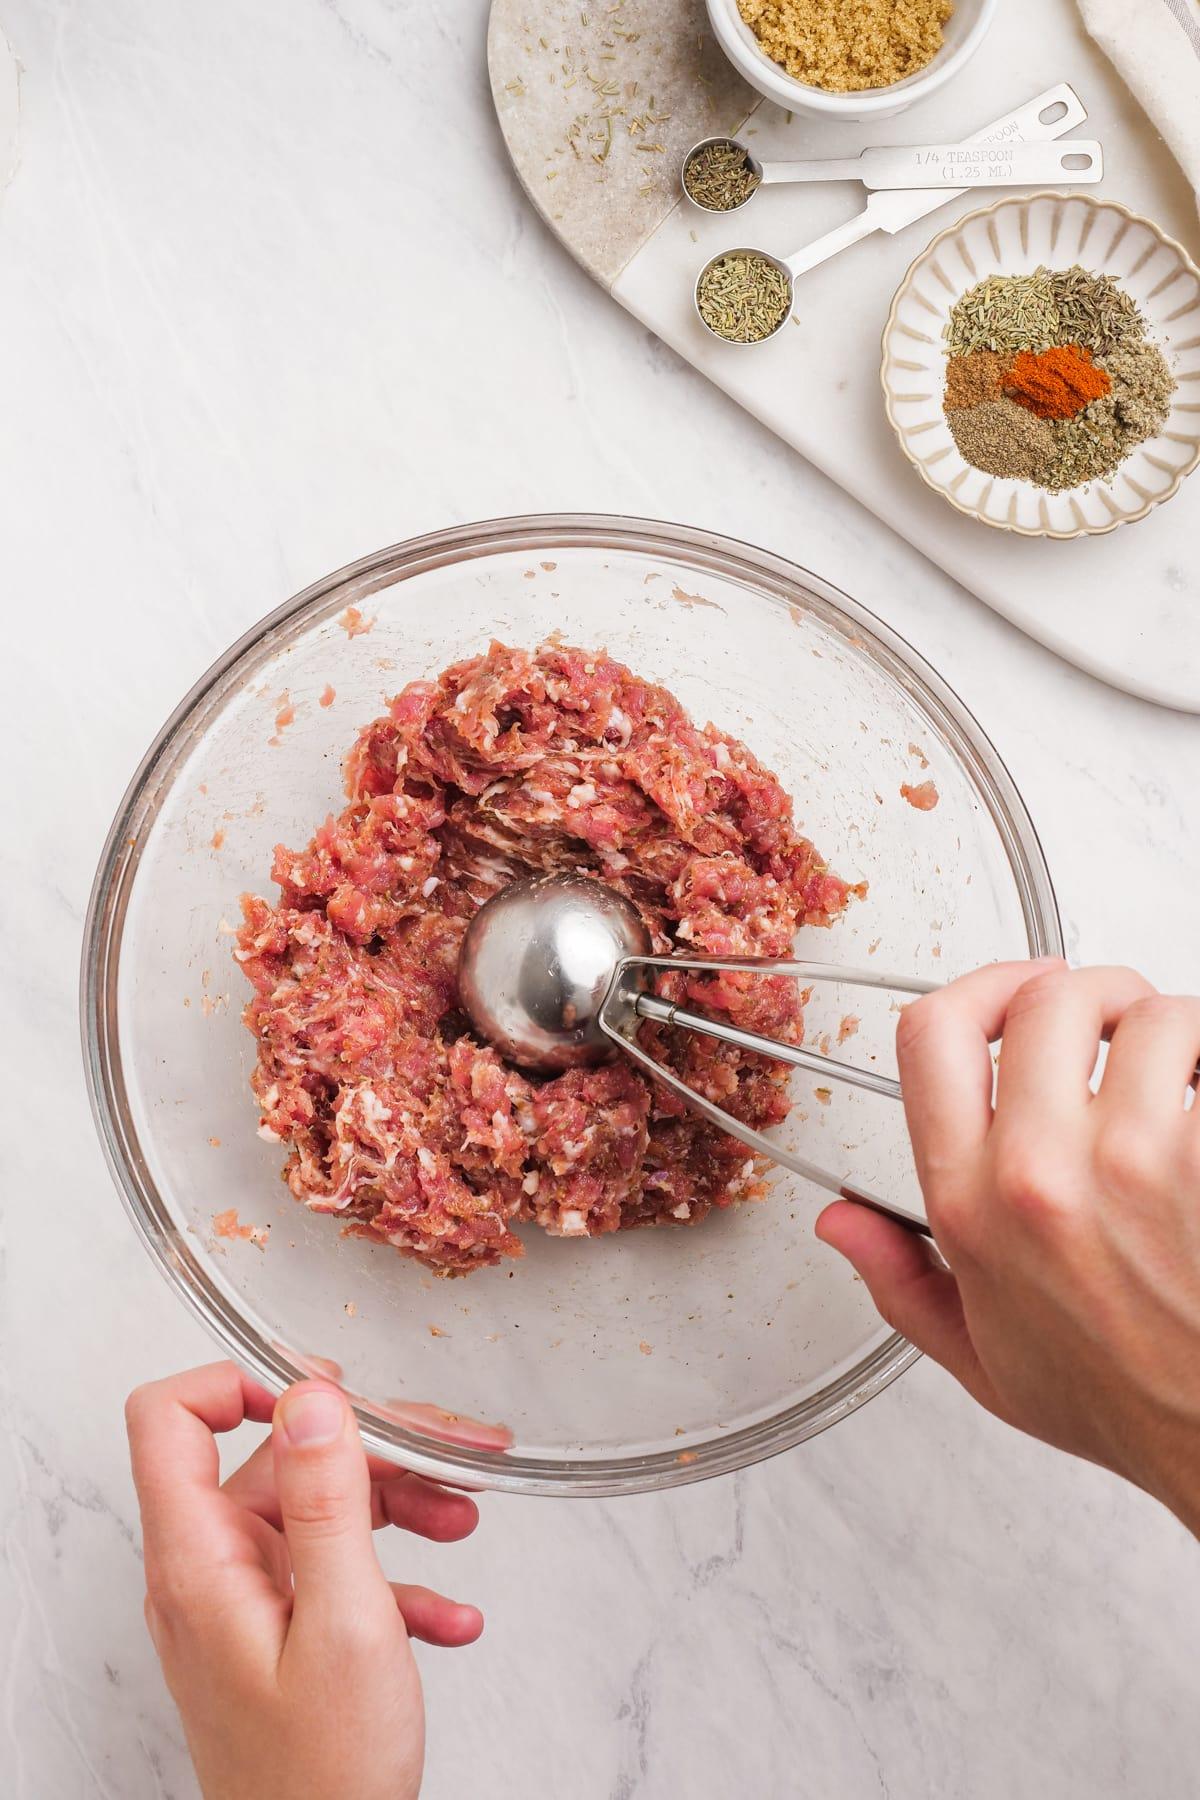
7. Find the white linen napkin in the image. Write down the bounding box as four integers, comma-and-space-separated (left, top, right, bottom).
1077, 0, 1200, 212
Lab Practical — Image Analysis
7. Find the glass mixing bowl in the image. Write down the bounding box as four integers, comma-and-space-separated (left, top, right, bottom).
83, 515, 1060, 1496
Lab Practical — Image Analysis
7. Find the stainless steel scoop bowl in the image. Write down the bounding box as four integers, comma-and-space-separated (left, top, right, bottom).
457, 873, 654, 1073
458, 873, 937, 1232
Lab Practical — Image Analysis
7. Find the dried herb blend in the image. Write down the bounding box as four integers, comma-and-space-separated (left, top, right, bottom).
941, 264, 1176, 491
1047, 342, 1176, 490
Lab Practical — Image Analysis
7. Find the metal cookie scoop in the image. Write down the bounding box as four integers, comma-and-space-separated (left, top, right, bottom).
682, 133, 1102, 214
457, 874, 936, 1233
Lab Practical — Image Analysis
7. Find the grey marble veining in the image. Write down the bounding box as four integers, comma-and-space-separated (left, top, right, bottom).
2, 2, 1198, 1796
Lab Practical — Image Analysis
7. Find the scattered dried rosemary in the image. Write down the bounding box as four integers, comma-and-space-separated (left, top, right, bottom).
683, 140, 760, 211
696, 251, 791, 343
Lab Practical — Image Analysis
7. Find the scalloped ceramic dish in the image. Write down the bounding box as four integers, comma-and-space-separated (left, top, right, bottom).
881, 193, 1200, 538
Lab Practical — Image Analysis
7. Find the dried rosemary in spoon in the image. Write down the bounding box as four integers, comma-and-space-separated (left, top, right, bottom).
695, 251, 791, 343
683, 140, 761, 212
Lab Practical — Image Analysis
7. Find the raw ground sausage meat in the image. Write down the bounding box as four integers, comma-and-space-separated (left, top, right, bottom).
235, 642, 859, 1275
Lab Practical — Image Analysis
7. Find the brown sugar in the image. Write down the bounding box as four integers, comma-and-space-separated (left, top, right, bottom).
737, 0, 952, 92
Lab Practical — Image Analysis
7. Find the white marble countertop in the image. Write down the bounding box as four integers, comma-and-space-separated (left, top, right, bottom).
3, 3, 1198, 1796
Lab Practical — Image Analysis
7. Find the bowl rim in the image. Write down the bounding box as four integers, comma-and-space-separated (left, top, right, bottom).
880, 192, 1200, 539
81, 512, 1062, 1497
704, 0, 998, 116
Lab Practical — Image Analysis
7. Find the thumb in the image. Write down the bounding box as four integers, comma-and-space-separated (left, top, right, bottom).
814, 1201, 1000, 1414
272, 1381, 390, 1625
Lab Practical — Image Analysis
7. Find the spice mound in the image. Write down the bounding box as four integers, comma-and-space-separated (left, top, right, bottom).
1003, 345, 1110, 419
737, 0, 952, 93
235, 643, 858, 1276
684, 139, 760, 211
942, 265, 1176, 492
697, 251, 791, 343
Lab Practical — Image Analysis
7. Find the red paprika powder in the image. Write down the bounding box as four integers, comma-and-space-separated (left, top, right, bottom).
1004, 343, 1111, 420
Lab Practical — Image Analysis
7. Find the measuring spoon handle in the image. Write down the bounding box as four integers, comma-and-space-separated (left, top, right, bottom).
761, 139, 1102, 191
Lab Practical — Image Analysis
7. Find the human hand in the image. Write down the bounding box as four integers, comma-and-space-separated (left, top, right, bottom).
817, 963, 1200, 1536
126, 1362, 483, 1800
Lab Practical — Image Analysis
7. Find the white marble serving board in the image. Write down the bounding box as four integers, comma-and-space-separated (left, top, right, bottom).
489, 0, 1200, 711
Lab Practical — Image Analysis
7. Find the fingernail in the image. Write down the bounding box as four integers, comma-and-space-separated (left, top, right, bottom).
279, 1388, 345, 1447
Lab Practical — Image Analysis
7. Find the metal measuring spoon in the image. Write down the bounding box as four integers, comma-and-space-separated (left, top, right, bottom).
457, 873, 936, 1234
688, 121, 1103, 344
682, 133, 1103, 214
693, 246, 798, 346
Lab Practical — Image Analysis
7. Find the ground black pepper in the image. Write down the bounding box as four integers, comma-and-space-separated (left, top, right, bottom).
945, 400, 1056, 483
